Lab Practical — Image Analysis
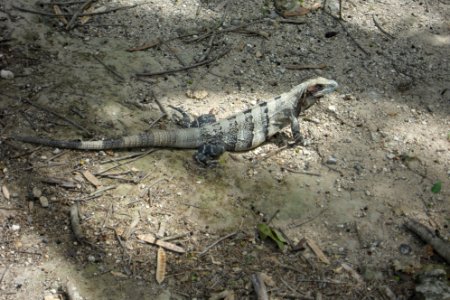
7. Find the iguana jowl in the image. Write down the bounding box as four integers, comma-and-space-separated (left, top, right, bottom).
12, 77, 338, 164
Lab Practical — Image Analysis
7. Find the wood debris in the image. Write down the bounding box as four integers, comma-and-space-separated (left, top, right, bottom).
306, 237, 330, 264
137, 233, 186, 253
82, 170, 102, 187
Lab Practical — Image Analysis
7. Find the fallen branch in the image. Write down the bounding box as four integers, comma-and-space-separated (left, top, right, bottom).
405, 218, 450, 264
136, 47, 231, 77
323, 10, 370, 57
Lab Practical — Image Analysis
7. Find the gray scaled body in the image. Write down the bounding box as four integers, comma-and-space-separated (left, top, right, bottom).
12, 77, 338, 164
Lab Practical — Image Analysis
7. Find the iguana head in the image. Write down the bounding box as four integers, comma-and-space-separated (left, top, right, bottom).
295, 77, 338, 113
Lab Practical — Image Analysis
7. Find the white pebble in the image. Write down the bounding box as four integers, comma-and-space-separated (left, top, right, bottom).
0, 69, 14, 79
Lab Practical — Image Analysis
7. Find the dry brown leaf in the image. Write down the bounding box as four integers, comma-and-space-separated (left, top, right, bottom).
311, 2, 323, 10
2, 185, 10, 200
156, 247, 166, 284
82, 170, 102, 187
283, 7, 310, 17
53, 5, 68, 25
110, 271, 128, 278
209, 290, 235, 300
341, 263, 364, 284
79, 4, 95, 25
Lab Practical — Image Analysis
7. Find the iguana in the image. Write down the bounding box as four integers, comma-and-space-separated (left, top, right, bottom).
12, 77, 338, 165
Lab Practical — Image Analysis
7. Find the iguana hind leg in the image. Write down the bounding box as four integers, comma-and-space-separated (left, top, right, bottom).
194, 143, 225, 167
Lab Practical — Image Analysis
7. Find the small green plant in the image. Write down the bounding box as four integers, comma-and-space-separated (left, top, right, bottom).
257, 223, 287, 250
431, 181, 442, 194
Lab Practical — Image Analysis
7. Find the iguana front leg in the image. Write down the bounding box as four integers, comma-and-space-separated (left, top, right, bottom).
170, 106, 216, 128
289, 111, 303, 144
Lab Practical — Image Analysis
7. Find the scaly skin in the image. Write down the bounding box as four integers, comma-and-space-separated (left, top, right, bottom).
12, 77, 338, 162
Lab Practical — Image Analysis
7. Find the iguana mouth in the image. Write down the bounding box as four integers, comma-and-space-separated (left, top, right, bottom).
308, 80, 339, 97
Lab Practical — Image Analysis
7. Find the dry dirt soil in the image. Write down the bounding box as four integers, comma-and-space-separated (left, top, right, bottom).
0, 0, 449, 299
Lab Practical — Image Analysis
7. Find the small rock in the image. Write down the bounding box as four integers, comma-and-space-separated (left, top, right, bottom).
32, 187, 42, 198
326, 156, 337, 164
87, 255, 96, 262
186, 89, 208, 100
11, 224, 20, 231
362, 266, 385, 281
343, 94, 355, 101
0, 69, 14, 79
44, 294, 60, 300
327, 105, 337, 113
399, 243, 412, 255
229, 19, 241, 26
39, 196, 49, 208
386, 153, 396, 160
155, 290, 171, 300
370, 132, 380, 142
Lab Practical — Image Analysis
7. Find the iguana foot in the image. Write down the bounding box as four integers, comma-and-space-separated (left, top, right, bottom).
194, 143, 226, 167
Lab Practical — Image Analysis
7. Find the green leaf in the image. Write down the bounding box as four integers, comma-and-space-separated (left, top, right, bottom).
431, 181, 442, 194
257, 223, 271, 239
257, 223, 286, 250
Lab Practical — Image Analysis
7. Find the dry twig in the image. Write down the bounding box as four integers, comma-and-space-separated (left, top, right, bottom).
372, 15, 395, 39
136, 47, 231, 77
198, 231, 238, 256
92, 55, 125, 82
66, 0, 95, 30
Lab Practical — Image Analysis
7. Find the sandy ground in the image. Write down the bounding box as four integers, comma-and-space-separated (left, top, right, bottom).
0, 0, 449, 299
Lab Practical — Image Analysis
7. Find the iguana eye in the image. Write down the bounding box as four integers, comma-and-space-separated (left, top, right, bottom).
307, 84, 323, 94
